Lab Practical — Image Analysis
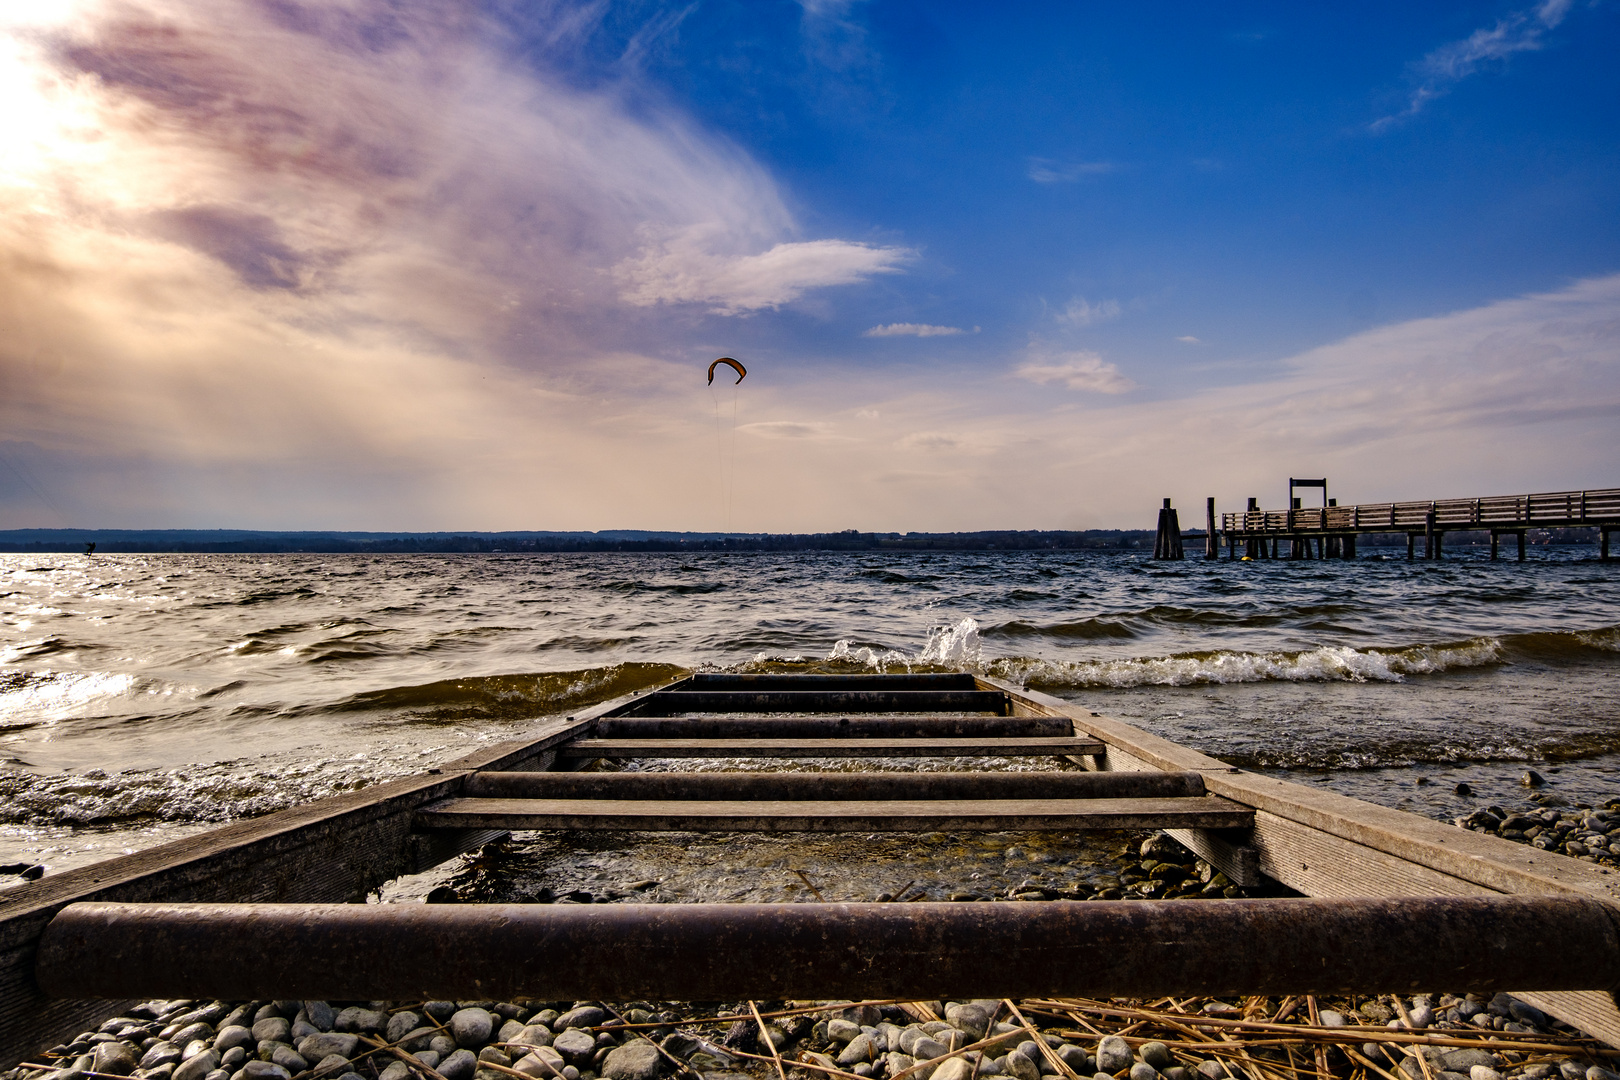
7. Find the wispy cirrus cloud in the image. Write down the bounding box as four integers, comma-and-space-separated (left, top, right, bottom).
1373, 0, 1575, 130
1055, 296, 1121, 327
1014, 350, 1135, 394
864, 322, 970, 337
1028, 158, 1117, 183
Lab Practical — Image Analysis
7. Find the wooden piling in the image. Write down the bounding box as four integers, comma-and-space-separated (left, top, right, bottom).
1425, 508, 1436, 560
1206, 497, 1218, 560
1490, 532, 1500, 560
1603, 527, 1611, 561
1152, 498, 1184, 560
1518, 530, 1527, 561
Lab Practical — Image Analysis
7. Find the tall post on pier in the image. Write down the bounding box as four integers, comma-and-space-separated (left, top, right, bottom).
1604, 527, 1612, 562
1205, 498, 1218, 560
1425, 506, 1437, 560
1245, 498, 1262, 559
1152, 499, 1184, 560
1518, 531, 1527, 561
1490, 532, 1500, 561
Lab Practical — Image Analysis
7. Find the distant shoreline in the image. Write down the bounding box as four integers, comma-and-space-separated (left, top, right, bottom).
0, 526, 1605, 554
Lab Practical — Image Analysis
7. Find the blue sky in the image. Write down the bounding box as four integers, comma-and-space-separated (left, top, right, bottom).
0, 1, 1616, 530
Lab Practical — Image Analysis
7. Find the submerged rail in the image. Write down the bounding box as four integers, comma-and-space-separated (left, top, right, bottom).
37, 896, 1620, 1001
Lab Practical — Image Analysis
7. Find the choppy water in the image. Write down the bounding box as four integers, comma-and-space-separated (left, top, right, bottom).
3, 548, 1618, 888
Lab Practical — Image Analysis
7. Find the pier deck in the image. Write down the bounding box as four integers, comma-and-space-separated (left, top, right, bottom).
6, 673, 1620, 1065
1220, 485, 1620, 560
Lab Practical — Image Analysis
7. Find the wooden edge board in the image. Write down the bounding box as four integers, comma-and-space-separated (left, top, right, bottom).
557, 736, 1108, 757
973, 677, 1620, 1047
413, 795, 1253, 832
984, 677, 1620, 904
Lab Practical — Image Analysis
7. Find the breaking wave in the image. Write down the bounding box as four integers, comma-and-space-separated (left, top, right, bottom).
996, 638, 1506, 689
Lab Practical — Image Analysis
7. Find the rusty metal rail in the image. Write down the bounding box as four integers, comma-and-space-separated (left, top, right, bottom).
37, 897, 1620, 1002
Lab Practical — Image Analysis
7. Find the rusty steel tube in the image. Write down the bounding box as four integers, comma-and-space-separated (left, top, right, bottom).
36, 897, 1620, 1001
462, 769, 1206, 800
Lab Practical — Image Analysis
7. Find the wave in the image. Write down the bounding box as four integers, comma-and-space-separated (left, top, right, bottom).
0, 669, 139, 725
996, 639, 1507, 689
322, 662, 685, 721
0, 754, 410, 826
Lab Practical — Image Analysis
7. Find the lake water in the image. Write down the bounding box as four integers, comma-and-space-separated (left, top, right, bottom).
3, 548, 1618, 891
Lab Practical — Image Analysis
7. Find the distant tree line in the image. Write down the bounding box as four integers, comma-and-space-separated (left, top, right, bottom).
0, 528, 1157, 554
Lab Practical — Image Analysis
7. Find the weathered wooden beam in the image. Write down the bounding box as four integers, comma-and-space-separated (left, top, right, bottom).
620, 689, 1010, 715
594, 715, 1072, 738
462, 769, 1207, 800
677, 673, 980, 691
413, 795, 1253, 832
557, 735, 1107, 758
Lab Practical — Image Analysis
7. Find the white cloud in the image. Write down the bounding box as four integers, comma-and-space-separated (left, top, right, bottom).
1014, 350, 1135, 394
1176, 335, 1201, 344
864, 322, 965, 337
1028, 158, 1117, 183
1056, 296, 1121, 327
616, 230, 912, 315
740, 420, 839, 439
1373, 0, 1575, 129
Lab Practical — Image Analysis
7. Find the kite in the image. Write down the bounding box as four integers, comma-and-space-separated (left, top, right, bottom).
707, 357, 747, 385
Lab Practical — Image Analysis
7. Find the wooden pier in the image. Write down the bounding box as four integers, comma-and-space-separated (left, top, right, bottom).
7, 673, 1620, 1066
1210, 485, 1620, 561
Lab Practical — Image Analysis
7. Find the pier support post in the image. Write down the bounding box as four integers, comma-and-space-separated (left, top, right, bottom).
1491, 532, 1500, 561
1407, 533, 1415, 561
1425, 508, 1437, 560
1518, 531, 1527, 561
1206, 497, 1218, 560
1152, 499, 1184, 560
1343, 534, 1356, 560
1603, 527, 1611, 562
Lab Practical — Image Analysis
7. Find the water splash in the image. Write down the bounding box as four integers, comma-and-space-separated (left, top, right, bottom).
920, 617, 982, 666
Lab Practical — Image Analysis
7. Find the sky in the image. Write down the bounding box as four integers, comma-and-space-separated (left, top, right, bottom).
0, 0, 1616, 532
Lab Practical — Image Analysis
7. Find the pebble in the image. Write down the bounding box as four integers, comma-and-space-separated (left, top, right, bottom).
93, 1042, 139, 1076
297, 1033, 359, 1061
385, 1012, 423, 1044
1006, 1051, 1041, 1080
172, 1051, 218, 1080
827, 1020, 863, 1045
248, 1021, 289, 1046
552, 1029, 598, 1066
601, 1039, 661, 1080
378, 1063, 412, 1080
836, 1034, 878, 1067
945, 1004, 989, 1041
439, 1049, 479, 1080
1096, 1037, 1134, 1075
1057, 1046, 1092, 1074
140, 1044, 184, 1071
450, 1009, 496, 1050
1131, 1064, 1161, 1080
310, 1054, 350, 1078
302, 1003, 336, 1033
1471, 1069, 1502, 1080
911, 1037, 950, 1063
1141, 1042, 1173, 1070
555, 1007, 607, 1031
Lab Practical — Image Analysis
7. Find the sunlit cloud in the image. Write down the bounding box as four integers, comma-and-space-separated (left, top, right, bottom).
864, 322, 967, 337
1176, 335, 1201, 344
1014, 350, 1135, 394
616, 230, 911, 315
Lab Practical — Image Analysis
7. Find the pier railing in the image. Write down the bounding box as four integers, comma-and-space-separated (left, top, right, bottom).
1222, 486, 1620, 535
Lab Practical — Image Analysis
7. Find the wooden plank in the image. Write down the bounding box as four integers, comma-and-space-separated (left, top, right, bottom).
621, 689, 1010, 716
595, 715, 1073, 738
679, 673, 980, 691
414, 795, 1254, 832
463, 768, 1207, 800
557, 735, 1106, 758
